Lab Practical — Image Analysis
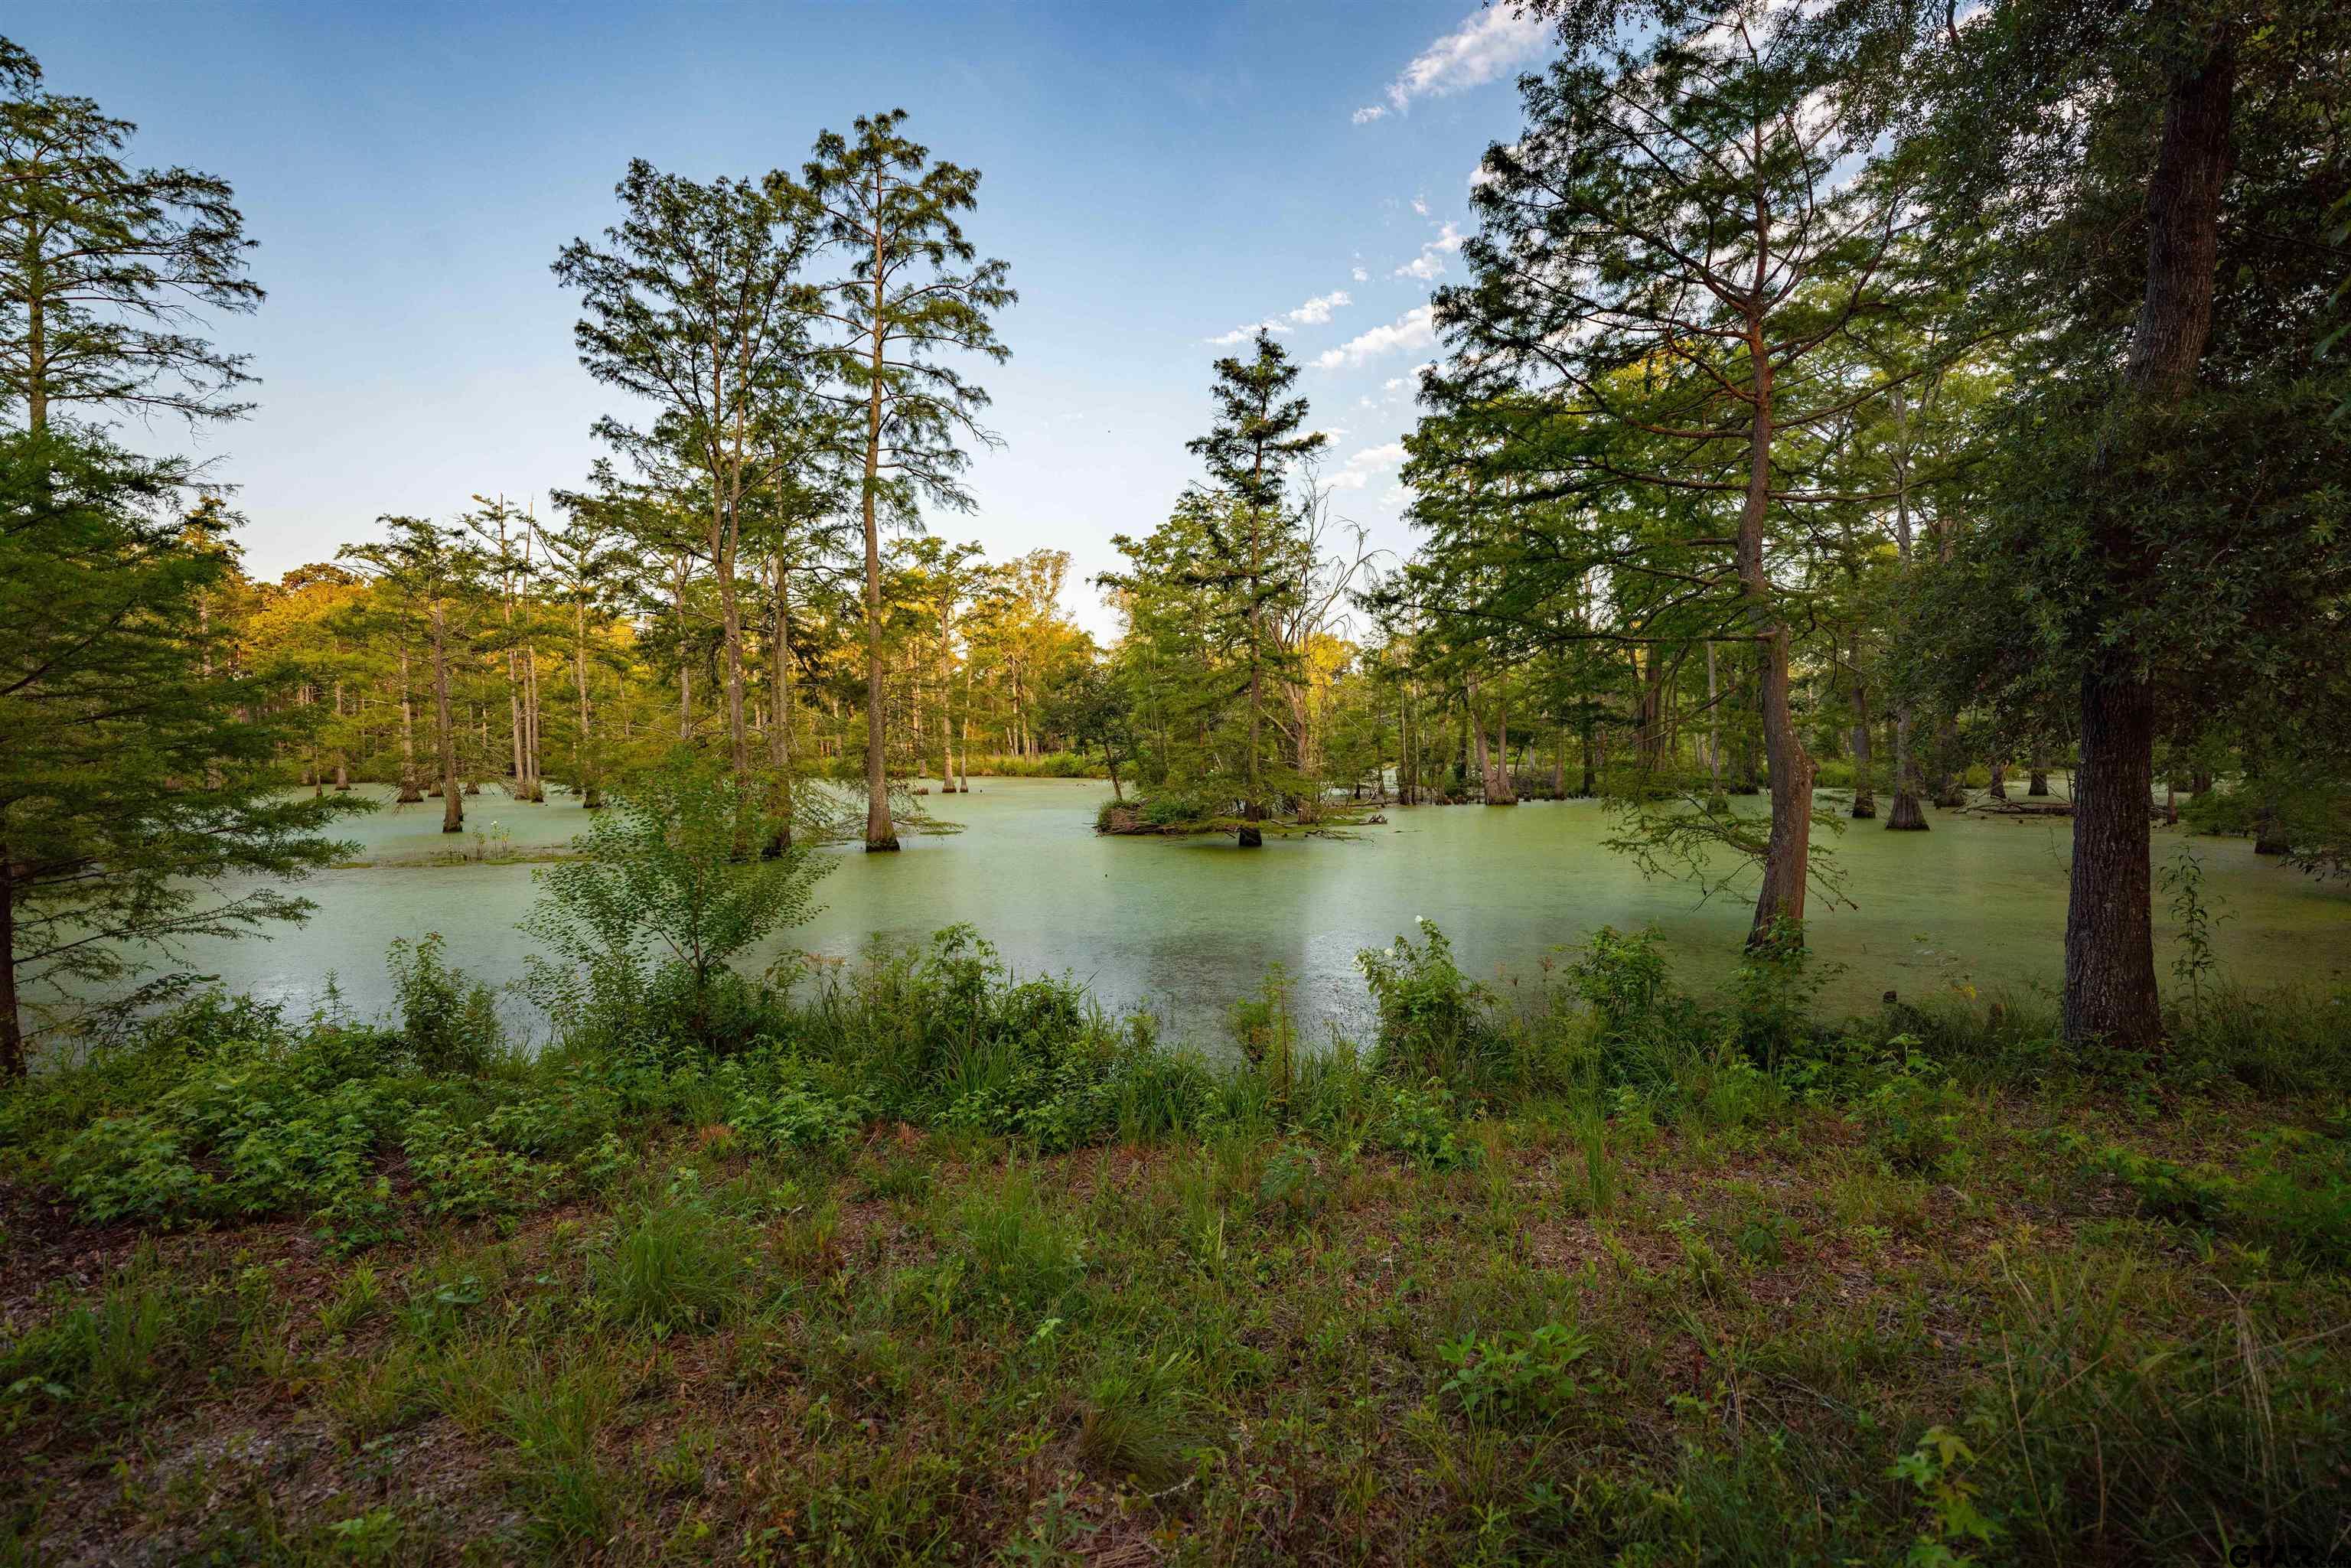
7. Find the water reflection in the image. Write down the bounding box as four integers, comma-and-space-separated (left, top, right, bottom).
86, 779, 2351, 1046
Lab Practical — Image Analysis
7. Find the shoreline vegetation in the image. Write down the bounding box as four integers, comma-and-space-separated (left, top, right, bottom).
4, 3, 2349, 1561
2, 921, 2346, 1563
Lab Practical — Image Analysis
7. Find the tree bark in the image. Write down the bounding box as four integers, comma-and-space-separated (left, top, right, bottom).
1, 854, 24, 1079
1847, 643, 1876, 819
2062, 20, 2234, 1050
1740, 305, 1812, 944
861, 174, 900, 852
396, 647, 424, 803
432, 601, 462, 833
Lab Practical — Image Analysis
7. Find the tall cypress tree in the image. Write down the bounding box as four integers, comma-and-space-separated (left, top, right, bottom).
799, 110, 1014, 852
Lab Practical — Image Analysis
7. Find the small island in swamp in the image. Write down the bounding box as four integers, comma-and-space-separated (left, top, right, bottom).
4, 11, 2350, 1566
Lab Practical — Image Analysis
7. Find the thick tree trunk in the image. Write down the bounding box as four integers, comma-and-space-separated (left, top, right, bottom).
2062, 20, 2234, 1051
2252, 797, 2290, 855
2029, 742, 2051, 797
1988, 761, 2007, 801
2064, 674, 2160, 1044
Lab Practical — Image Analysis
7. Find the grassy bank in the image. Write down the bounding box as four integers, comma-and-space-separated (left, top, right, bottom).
2, 926, 2346, 1564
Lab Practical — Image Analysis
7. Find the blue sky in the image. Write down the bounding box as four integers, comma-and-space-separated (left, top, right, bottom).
19, 2, 1555, 637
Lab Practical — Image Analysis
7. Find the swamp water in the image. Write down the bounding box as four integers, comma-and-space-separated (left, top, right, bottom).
93, 778, 2351, 1045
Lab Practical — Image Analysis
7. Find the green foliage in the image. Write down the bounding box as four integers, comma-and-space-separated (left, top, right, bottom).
1078, 1347, 1201, 1488
593, 1194, 747, 1332
0, 430, 362, 1073
522, 752, 830, 1047
938, 1171, 1089, 1325
1857, 1048, 1966, 1177
1437, 1322, 1593, 1424
1355, 918, 1503, 1085
384, 933, 501, 1074
1564, 924, 1670, 1028
2071, 1133, 2351, 1269
1370, 1079, 1480, 1171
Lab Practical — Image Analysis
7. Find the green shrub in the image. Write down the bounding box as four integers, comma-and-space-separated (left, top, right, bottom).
1436, 1322, 1593, 1423
1356, 919, 1505, 1085
1370, 1079, 1480, 1170
1857, 1048, 1967, 1175
386, 934, 501, 1074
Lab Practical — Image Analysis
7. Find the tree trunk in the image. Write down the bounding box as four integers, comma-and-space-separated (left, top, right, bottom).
2062, 19, 2234, 1051
1932, 716, 1967, 808
1847, 644, 1875, 819
761, 558, 794, 854
432, 601, 462, 833
1740, 314, 1812, 944
1, 855, 24, 1079
576, 598, 601, 810
1706, 642, 1727, 809
2252, 795, 2290, 856
860, 198, 898, 852
1469, 678, 1494, 801
1490, 683, 1517, 804
1988, 761, 2007, 801
396, 647, 424, 803
2029, 742, 2051, 797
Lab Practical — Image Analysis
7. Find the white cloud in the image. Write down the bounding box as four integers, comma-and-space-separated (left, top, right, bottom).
1353, 5, 1550, 124
1351, 265, 1370, 282
1393, 221, 1466, 281
1288, 288, 1350, 326
1204, 288, 1353, 345
1316, 305, 1436, 369
1328, 440, 1410, 491
1411, 194, 1430, 217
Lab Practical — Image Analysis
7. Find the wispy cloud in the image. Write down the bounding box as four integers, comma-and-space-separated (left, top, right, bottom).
1393, 221, 1466, 281
1352, 5, 1550, 123
1205, 288, 1354, 345
1316, 305, 1436, 370
1328, 439, 1410, 490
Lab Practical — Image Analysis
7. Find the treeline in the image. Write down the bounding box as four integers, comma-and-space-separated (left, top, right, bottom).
1366, 0, 2351, 1055
199, 517, 1101, 817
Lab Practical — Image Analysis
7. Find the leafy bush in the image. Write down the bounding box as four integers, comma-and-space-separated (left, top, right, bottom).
1370, 1079, 1480, 1170
1564, 924, 1671, 1027
1356, 919, 1505, 1085
386, 934, 501, 1074
1857, 1048, 1967, 1175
